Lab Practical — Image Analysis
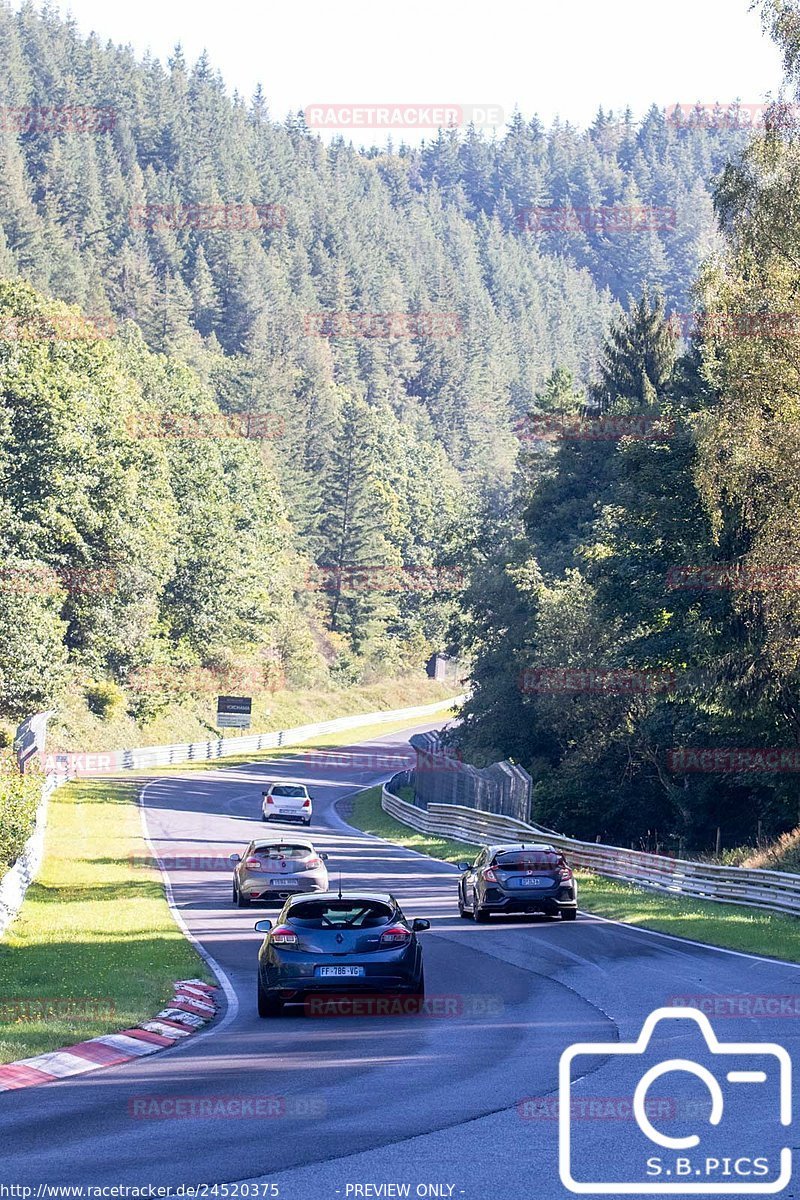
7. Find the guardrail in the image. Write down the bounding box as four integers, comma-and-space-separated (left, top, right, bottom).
0, 694, 465, 940
381, 783, 800, 918
48, 694, 468, 777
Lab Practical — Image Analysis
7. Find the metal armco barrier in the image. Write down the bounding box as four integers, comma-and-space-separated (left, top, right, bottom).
409, 730, 532, 822
1, 694, 465, 939
381, 784, 800, 919
48, 694, 468, 777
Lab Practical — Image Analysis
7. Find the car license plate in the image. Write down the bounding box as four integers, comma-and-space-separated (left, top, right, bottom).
518, 877, 547, 887
270, 878, 298, 887
316, 966, 365, 977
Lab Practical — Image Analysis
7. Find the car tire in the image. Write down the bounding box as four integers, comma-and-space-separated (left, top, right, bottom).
473, 906, 490, 923
458, 889, 471, 919
257, 983, 283, 1018
261, 812, 268, 822
236, 885, 250, 908
407, 970, 425, 1011
561, 908, 578, 921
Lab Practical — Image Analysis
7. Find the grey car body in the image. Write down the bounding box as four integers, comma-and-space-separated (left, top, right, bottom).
457, 842, 578, 921
230, 838, 328, 907
254, 890, 429, 1017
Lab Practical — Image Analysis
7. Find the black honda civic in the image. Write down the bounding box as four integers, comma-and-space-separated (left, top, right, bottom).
254, 890, 430, 1017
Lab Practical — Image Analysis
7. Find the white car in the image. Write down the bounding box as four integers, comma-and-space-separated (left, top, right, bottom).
262, 782, 313, 825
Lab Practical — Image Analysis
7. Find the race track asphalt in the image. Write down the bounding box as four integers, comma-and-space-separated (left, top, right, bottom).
1, 721, 797, 1199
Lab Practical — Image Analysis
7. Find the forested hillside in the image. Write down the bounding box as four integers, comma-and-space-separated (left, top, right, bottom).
455, 1, 800, 854
0, 0, 767, 810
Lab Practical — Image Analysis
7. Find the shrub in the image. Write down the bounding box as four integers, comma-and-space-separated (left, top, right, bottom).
0, 751, 43, 875
84, 681, 126, 720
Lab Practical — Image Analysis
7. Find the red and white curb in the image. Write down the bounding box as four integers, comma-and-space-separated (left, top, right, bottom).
0, 979, 218, 1092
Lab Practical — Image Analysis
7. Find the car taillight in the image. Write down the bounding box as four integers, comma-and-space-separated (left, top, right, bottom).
270, 926, 298, 946
304, 856, 322, 869
302, 798, 311, 808
379, 925, 411, 946
265, 795, 274, 805
482, 867, 499, 883
560, 867, 573, 881
246, 857, 261, 868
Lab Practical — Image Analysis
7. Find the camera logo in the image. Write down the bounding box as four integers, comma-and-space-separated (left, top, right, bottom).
559, 1007, 792, 1194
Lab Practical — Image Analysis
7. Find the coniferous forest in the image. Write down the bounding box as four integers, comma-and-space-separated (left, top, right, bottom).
3, 0, 800, 852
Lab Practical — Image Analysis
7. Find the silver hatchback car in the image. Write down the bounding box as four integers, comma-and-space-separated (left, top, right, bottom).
230, 838, 329, 907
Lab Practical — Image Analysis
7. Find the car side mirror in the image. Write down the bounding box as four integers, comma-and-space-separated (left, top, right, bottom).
254, 919, 272, 933
229, 853, 241, 863
319, 852, 329, 860
456, 861, 471, 871
412, 919, 430, 932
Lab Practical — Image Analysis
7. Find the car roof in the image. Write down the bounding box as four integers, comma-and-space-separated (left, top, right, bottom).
250, 837, 315, 849
285, 890, 395, 906
489, 842, 557, 853
265, 781, 308, 789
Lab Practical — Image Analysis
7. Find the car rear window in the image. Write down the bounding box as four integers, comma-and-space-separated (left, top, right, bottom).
288, 900, 394, 928
253, 844, 311, 858
270, 785, 306, 797
494, 851, 563, 871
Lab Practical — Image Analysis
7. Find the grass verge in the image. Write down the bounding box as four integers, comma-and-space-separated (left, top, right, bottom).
0, 779, 210, 1065
346, 787, 800, 964
135, 705, 460, 776
0, 705, 459, 1063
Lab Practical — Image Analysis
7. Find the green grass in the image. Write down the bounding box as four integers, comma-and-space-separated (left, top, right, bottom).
348, 785, 479, 864
346, 787, 800, 964
135, 704, 461, 775
0, 704, 460, 1063
50, 674, 458, 754
0, 779, 210, 1064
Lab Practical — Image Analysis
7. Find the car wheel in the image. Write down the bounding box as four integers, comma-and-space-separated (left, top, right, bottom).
458, 888, 471, 919
257, 982, 283, 1018
236, 885, 250, 908
261, 812, 268, 822
561, 908, 578, 921
232, 883, 239, 905
473, 906, 490, 923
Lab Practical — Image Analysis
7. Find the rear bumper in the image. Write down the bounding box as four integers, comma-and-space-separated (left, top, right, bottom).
261, 950, 420, 994
242, 880, 325, 899
263, 812, 311, 823
482, 886, 576, 915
